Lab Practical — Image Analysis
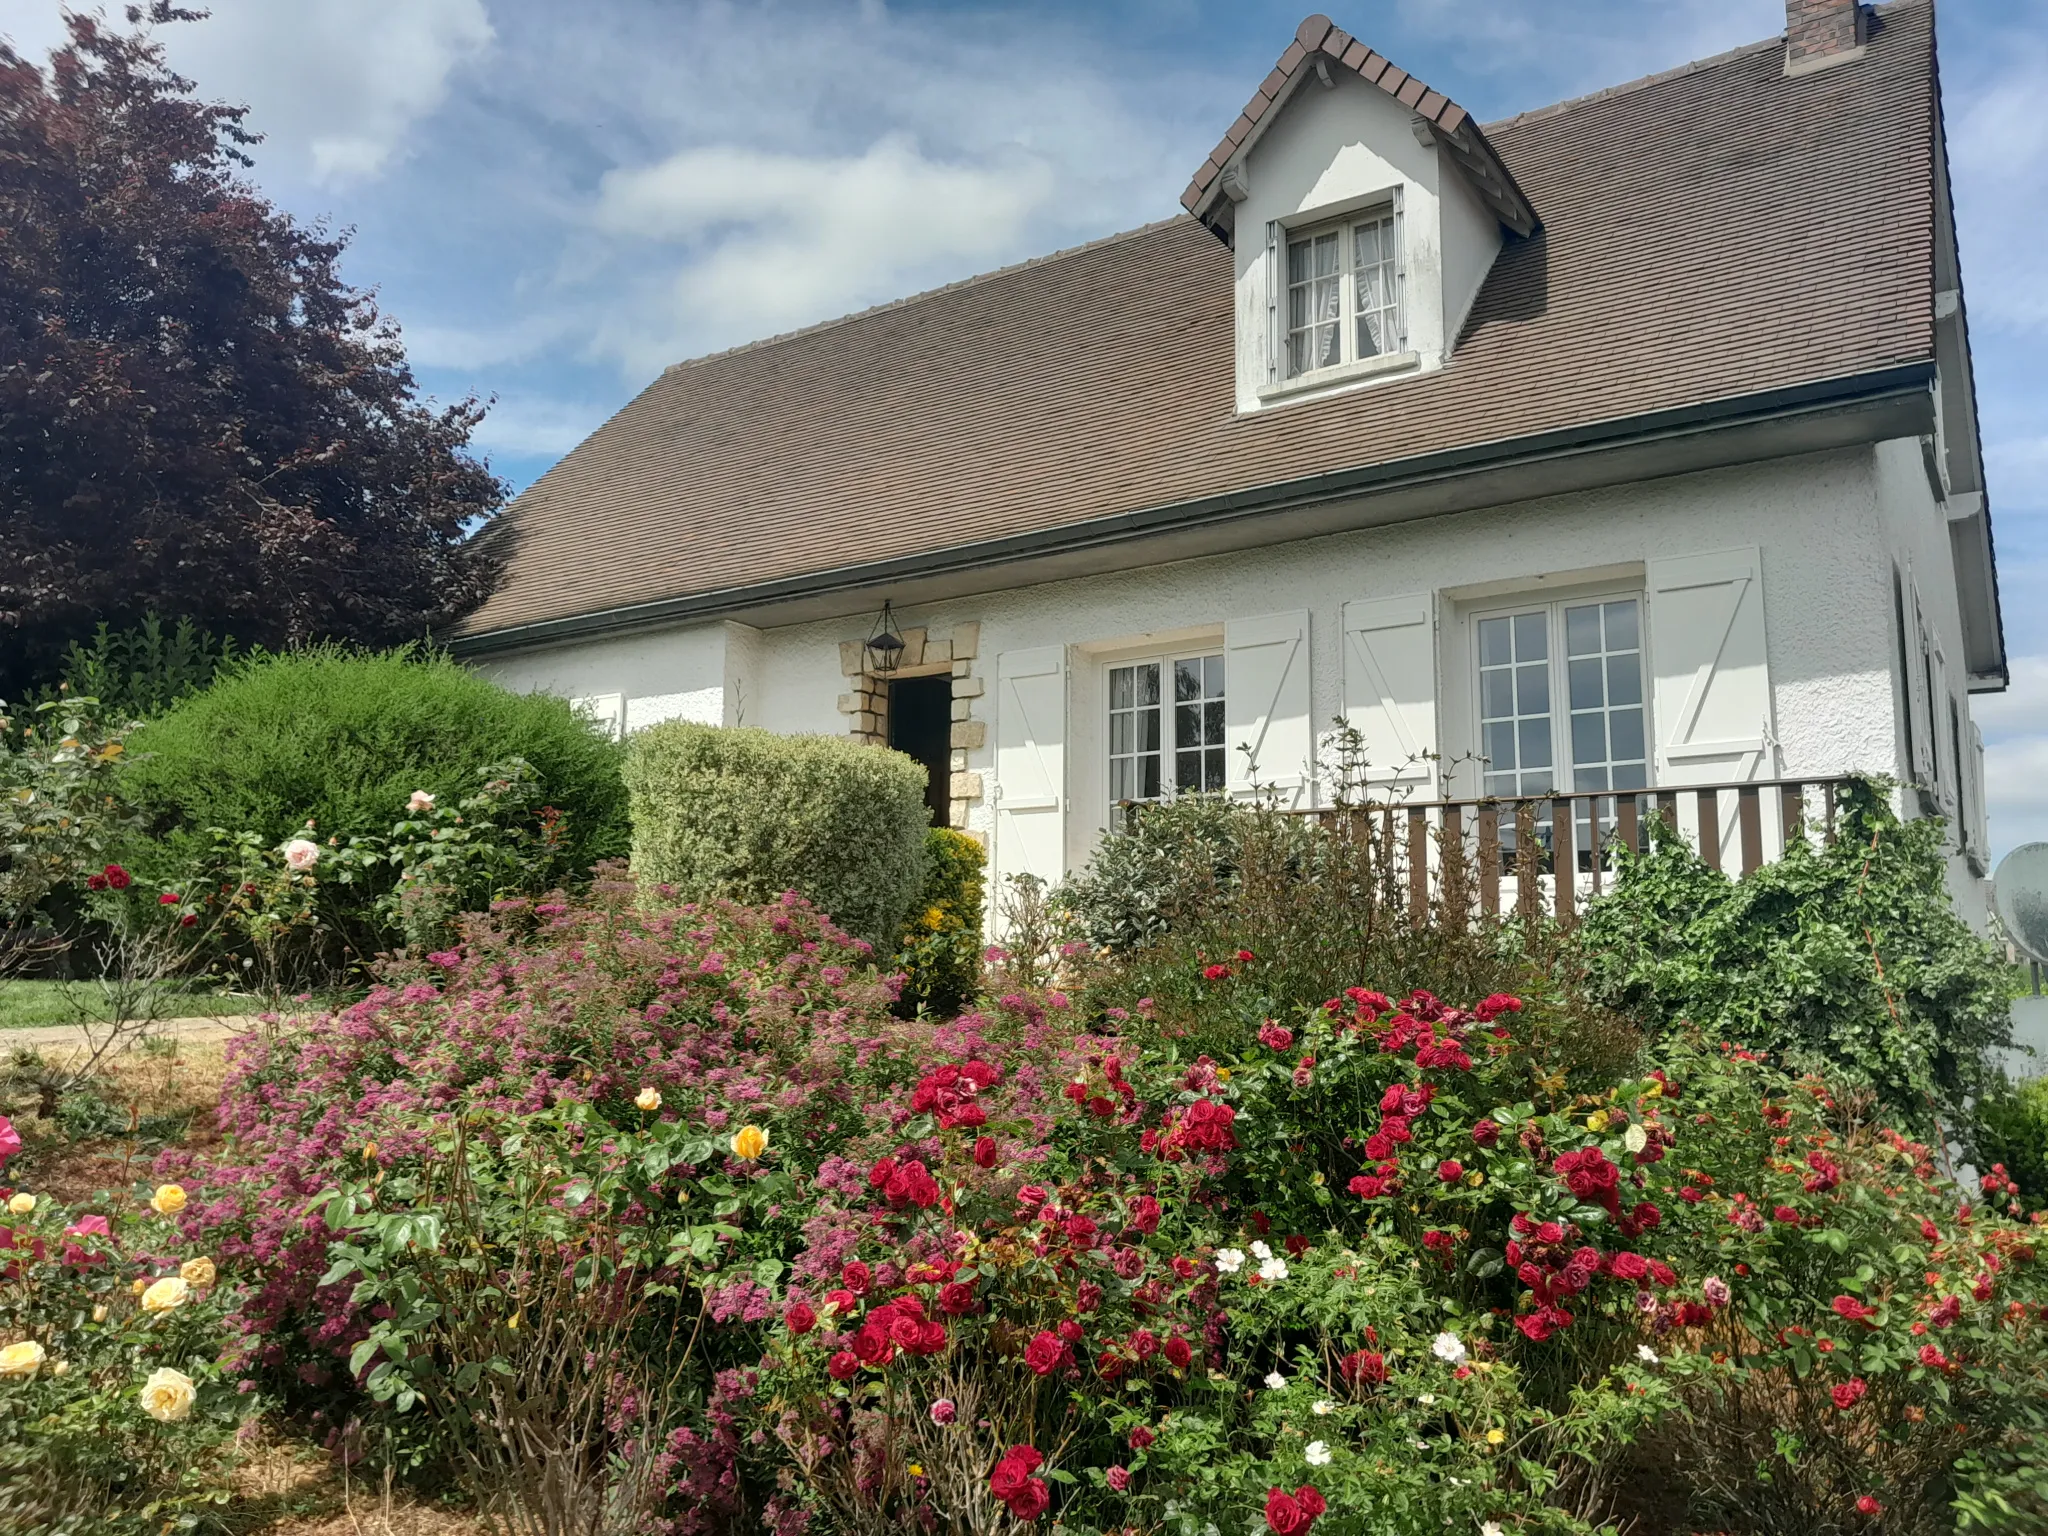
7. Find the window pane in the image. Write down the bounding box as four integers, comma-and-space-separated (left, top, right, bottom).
1523, 767, 1554, 795
1135, 663, 1160, 707
1483, 721, 1518, 770
1176, 704, 1201, 750
1609, 707, 1645, 765
1518, 717, 1552, 769
1568, 657, 1605, 711
1175, 660, 1202, 703
1110, 667, 1133, 709
1571, 711, 1606, 766
1604, 599, 1639, 651
1484, 771, 1518, 797
1606, 653, 1642, 707
1478, 616, 1511, 668
1111, 760, 1134, 802
1110, 714, 1133, 755
1204, 700, 1224, 742
1204, 654, 1224, 695
1515, 663, 1549, 716
1140, 708, 1161, 752
1481, 669, 1514, 719
1513, 610, 1548, 660
1574, 764, 1610, 792
1207, 748, 1227, 791
1611, 760, 1648, 792
1565, 603, 1602, 657
1142, 756, 1161, 799
1176, 750, 1202, 790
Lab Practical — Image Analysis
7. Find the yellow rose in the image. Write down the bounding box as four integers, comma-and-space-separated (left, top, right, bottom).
1585, 1111, 1610, 1134
1464, 1169, 1486, 1188
92, 1305, 108, 1323
149, 1184, 187, 1216
1215, 1068, 1232, 1083
139, 1367, 197, 1422
180, 1256, 217, 1289
1485, 1427, 1506, 1446
5, 1193, 33, 1215
0, 1341, 46, 1377
131, 1279, 148, 1296
635, 1087, 662, 1113
141, 1277, 191, 1313
50, 1360, 68, 1377
1644, 1079, 1665, 1099
731, 1125, 768, 1161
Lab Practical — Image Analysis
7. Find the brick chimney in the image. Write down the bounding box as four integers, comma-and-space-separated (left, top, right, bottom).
1785, 0, 1867, 74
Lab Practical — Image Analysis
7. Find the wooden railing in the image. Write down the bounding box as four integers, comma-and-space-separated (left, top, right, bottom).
1270, 777, 1855, 926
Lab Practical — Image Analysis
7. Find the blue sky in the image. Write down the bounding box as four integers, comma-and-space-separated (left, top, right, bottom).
8, 0, 2047, 852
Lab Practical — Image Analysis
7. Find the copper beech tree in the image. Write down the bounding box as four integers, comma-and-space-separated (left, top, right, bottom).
0, 5, 504, 694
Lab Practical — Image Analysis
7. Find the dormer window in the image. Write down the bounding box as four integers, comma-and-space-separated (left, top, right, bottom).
1284, 205, 1405, 379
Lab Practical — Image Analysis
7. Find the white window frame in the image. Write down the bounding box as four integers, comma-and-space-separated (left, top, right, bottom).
1274, 198, 1407, 387
1469, 590, 1653, 801
1103, 649, 1228, 809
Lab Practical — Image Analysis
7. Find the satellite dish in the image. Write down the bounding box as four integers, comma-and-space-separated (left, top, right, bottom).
1993, 844, 2048, 963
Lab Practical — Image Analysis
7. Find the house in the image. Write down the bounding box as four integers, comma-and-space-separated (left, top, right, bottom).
455, 0, 2003, 923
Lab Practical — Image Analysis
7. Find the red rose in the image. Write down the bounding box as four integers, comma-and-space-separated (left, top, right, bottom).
1024, 1330, 1069, 1375
1202, 963, 1231, 981
1164, 1335, 1193, 1369
1005, 1477, 1050, 1520
868, 1157, 895, 1189
1235, 949, 1256, 962
852, 1326, 894, 1366
1057, 1318, 1084, 1343
1471, 1118, 1500, 1147
103, 864, 130, 889
1437, 1159, 1464, 1183
1127, 1425, 1155, 1451
1830, 1295, 1876, 1324
158, 892, 181, 906
938, 1281, 976, 1316
1831, 1377, 1868, 1409
1017, 1184, 1049, 1209
179, 913, 198, 927
974, 1136, 999, 1168
915, 1319, 948, 1355
1264, 1485, 1325, 1535
842, 1261, 872, 1294
1339, 1349, 1386, 1385
1609, 1251, 1649, 1282
1126, 1194, 1162, 1234
826, 1351, 859, 1380
85, 874, 108, 891
1257, 1021, 1294, 1051
784, 1301, 816, 1334
1856, 1495, 1883, 1516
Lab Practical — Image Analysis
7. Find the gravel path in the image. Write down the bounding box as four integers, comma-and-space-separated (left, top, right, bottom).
0, 1014, 262, 1056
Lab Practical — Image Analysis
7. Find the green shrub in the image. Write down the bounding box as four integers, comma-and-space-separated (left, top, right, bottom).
117, 646, 627, 884
1977, 1072, 2048, 1208
1576, 778, 2010, 1137
624, 722, 928, 946
46, 616, 247, 722
893, 826, 985, 1016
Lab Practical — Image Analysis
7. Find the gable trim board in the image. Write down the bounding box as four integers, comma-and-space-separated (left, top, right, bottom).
452, 362, 1941, 658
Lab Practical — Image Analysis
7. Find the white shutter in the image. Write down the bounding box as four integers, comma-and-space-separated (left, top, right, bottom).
1970, 720, 1988, 854
572, 693, 626, 740
1907, 576, 1935, 787
1341, 594, 1436, 793
1224, 610, 1313, 806
1646, 548, 1774, 785
993, 646, 1067, 894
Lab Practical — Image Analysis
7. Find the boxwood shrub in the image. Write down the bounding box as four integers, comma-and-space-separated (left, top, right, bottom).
118, 646, 629, 877
623, 721, 928, 945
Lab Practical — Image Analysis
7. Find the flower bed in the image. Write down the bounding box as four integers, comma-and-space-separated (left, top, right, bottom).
120, 886, 2046, 1534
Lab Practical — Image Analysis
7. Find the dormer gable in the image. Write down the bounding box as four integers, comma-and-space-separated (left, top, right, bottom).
1183, 15, 1538, 414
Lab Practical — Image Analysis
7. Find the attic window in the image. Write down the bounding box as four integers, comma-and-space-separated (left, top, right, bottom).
1282, 206, 1404, 379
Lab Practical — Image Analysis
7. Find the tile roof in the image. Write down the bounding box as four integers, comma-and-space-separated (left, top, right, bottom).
1181, 14, 1537, 238
459, 1, 1939, 644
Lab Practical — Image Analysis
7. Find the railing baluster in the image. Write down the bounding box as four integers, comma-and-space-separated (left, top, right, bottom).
1780, 782, 1803, 851
1588, 794, 1604, 896
1552, 796, 1575, 923
1441, 804, 1464, 924
1408, 806, 1428, 928
1657, 790, 1679, 835
1617, 793, 1640, 859
1696, 788, 1722, 873
1738, 785, 1763, 875
1478, 804, 1501, 918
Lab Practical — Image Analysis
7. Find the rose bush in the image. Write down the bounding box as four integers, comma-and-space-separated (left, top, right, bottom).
0, 1128, 251, 1531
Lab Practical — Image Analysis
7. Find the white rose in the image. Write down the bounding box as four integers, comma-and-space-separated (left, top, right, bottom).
282, 838, 320, 872
1264, 1370, 1287, 1390
139, 1366, 197, 1422
1624, 1123, 1649, 1154
1431, 1331, 1467, 1365
1305, 1440, 1332, 1467
1250, 1240, 1273, 1261
1215, 1248, 1245, 1275
407, 790, 436, 812
0, 1341, 46, 1376
1637, 1344, 1660, 1364
4, 1193, 31, 1215
1311, 1399, 1335, 1416
141, 1277, 191, 1313
1258, 1256, 1289, 1282
635, 1087, 663, 1113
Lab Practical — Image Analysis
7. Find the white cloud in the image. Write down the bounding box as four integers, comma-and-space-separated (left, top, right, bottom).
8, 0, 492, 188
463, 393, 614, 461
1948, 31, 2048, 335
591, 135, 1056, 370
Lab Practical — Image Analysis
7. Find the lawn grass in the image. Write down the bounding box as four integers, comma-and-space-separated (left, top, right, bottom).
0, 978, 267, 1029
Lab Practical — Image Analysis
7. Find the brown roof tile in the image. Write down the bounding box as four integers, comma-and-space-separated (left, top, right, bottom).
459, 2, 1940, 643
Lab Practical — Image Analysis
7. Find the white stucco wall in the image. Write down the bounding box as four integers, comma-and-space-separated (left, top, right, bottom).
473, 441, 1995, 923
1230, 68, 1501, 413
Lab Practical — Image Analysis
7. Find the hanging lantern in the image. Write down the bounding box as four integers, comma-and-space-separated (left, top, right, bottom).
863, 600, 906, 674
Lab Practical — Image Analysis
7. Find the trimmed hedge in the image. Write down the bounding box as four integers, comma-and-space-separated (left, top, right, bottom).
118, 646, 629, 875
624, 722, 929, 945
